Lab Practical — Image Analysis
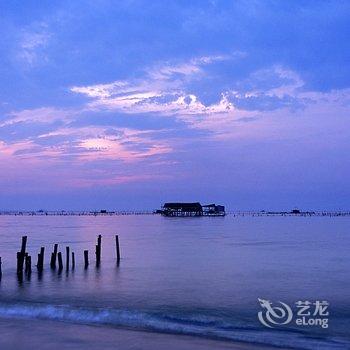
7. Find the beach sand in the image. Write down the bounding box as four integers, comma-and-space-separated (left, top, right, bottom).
0, 318, 282, 350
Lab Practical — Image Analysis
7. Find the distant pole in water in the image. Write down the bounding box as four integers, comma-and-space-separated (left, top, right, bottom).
57, 252, 63, 271
66, 246, 70, 271
95, 235, 101, 266
0, 257, 2, 279
84, 250, 89, 268
72, 252, 75, 270
115, 235, 121, 264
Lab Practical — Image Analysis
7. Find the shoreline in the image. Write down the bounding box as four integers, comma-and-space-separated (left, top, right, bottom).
0, 317, 284, 350
0, 211, 349, 217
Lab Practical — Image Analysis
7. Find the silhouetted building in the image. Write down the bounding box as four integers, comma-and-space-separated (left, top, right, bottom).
160, 202, 225, 217
202, 204, 226, 216
162, 202, 203, 217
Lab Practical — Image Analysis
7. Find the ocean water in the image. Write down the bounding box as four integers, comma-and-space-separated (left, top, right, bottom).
0, 215, 349, 349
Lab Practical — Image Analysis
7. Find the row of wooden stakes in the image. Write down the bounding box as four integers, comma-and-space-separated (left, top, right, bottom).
0, 234, 121, 279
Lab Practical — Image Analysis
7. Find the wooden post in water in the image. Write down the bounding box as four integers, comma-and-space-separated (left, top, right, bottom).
66, 246, 70, 271
25, 255, 31, 274
57, 252, 63, 270
95, 244, 99, 265
21, 236, 27, 254
17, 252, 22, 274
72, 252, 75, 269
50, 244, 58, 268
0, 257, 2, 279
17, 236, 27, 273
40, 247, 45, 270
25, 254, 29, 273
37, 247, 44, 271
84, 250, 89, 268
41, 247, 45, 264
95, 235, 101, 266
28, 256, 32, 274
50, 253, 55, 269
115, 235, 121, 264
98, 234, 102, 261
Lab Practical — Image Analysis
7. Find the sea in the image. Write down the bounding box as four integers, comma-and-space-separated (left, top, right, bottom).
0, 214, 349, 349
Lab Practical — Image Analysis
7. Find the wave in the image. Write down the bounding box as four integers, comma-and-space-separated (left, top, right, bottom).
0, 302, 347, 350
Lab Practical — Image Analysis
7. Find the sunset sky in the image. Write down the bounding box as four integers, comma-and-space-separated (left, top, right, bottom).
0, 1, 349, 210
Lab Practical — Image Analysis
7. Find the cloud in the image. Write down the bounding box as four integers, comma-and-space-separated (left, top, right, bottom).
70, 55, 240, 122
0, 121, 172, 167
1, 56, 349, 194
17, 23, 51, 66
225, 67, 310, 112
4, 57, 349, 164
72, 59, 306, 118
0, 107, 73, 127
49, 126, 172, 162
0, 137, 171, 192
70, 57, 323, 133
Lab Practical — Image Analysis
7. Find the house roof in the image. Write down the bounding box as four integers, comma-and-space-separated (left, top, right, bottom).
163, 202, 202, 211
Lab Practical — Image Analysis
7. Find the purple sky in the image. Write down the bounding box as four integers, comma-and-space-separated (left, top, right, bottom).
0, 1, 349, 211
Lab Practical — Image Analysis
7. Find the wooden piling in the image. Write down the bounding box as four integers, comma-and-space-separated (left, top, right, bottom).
57, 252, 63, 270
72, 252, 75, 269
37, 253, 41, 270
37, 247, 45, 271
40, 247, 45, 263
17, 252, 22, 273
25, 255, 31, 274
0, 257, 2, 279
84, 250, 89, 268
95, 235, 101, 266
115, 235, 121, 263
66, 246, 70, 271
25, 254, 28, 272
50, 253, 55, 269
40, 247, 45, 270
17, 270, 23, 283
21, 236, 27, 255
50, 244, 58, 268
17, 236, 28, 273
28, 256, 32, 274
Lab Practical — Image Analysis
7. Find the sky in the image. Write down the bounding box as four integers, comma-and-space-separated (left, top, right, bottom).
0, 0, 349, 211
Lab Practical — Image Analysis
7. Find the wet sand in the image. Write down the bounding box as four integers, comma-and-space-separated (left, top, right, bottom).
0, 318, 283, 350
